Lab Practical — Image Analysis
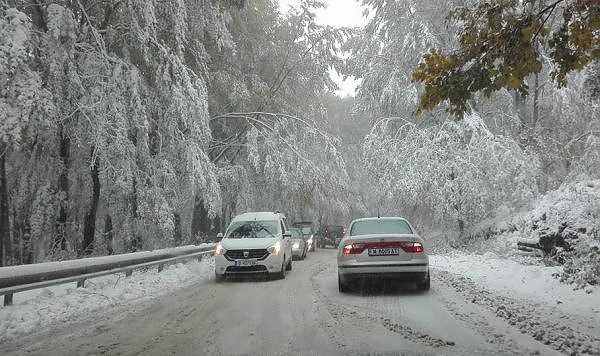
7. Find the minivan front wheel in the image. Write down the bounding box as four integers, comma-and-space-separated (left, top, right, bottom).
273, 261, 286, 280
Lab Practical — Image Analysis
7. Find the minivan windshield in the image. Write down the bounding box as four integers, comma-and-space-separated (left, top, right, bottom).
350, 219, 412, 236
225, 220, 279, 239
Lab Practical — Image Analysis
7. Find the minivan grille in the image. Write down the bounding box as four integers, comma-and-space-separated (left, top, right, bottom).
225, 249, 269, 260
225, 265, 268, 274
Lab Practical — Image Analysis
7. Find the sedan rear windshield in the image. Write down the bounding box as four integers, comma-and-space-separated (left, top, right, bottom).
301, 227, 312, 235
350, 219, 413, 236
290, 228, 302, 238
225, 220, 279, 239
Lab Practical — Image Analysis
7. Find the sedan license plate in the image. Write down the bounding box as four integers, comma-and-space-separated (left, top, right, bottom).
368, 248, 400, 256
234, 259, 258, 267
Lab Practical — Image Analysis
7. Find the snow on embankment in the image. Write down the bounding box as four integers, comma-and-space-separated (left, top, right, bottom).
431, 253, 600, 316
471, 179, 600, 289
0, 258, 214, 343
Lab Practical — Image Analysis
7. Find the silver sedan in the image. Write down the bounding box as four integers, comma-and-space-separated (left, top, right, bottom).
290, 228, 308, 260
337, 217, 430, 292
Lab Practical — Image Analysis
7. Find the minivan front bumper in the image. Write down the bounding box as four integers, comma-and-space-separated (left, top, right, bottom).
215, 252, 284, 277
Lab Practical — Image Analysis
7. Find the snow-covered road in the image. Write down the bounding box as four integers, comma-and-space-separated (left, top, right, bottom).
1, 249, 599, 355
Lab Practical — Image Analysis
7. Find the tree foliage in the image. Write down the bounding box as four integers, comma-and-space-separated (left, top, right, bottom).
413, 0, 600, 118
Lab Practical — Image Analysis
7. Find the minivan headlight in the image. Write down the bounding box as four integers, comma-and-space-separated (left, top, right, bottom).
267, 241, 281, 255
215, 244, 226, 256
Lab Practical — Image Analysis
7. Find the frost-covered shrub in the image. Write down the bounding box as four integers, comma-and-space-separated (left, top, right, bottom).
561, 246, 600, 289
525, 180, 600, 288
483, 179, 600, 288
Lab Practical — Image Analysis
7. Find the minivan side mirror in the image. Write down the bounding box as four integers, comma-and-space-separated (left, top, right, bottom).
216, 232, 224, 241
283, 231, 292, 238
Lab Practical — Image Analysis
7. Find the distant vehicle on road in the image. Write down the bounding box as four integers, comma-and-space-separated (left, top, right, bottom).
320, 225, 345, 248
290, 228, 308, 260
292, 221, 317, 252
337, 217, 430, 292
214, 212, 293, 281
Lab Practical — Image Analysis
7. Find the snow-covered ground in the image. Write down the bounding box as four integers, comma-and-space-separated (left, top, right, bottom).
431, 252, 600, 317
1, 249, 599, 355
0, 258, 214, 343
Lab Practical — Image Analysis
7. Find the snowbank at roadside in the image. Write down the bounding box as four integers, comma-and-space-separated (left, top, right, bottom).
467, 179, 600, 289
0, 258, 214, 343
430, 252, 600, 317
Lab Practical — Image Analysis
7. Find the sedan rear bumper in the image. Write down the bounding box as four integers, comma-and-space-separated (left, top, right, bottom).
292, 249, 304, 257
339, 271, 428, 283
338, 263, 428, 282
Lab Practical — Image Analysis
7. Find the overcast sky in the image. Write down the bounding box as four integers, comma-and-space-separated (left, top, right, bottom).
278, 0, 368, 97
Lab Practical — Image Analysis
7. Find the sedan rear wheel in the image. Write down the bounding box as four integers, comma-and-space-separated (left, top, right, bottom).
417, 270, 431, 291
338, 273, 351, 293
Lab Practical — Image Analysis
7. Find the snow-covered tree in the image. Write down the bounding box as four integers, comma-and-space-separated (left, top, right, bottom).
196, 0, 354, 234
344, 0, 468, 118
362, 114, 539, 238
0, 0, 237, 263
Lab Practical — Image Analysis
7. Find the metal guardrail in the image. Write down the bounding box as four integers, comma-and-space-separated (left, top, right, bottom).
0, 244, 216, 306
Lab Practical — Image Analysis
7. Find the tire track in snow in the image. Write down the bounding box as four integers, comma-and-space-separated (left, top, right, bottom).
310, 261, 455, 350
435, 269, 600, 355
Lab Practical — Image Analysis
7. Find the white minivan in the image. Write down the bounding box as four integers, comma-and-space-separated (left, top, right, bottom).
214, 212, 293, 281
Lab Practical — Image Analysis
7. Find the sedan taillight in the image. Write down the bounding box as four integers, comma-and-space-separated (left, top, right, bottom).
399, 242, 424, 253
342, 243, 365, 255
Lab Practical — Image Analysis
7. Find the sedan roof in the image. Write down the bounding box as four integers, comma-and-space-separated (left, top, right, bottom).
232, 212, 286, 222
351, 216, 409, 223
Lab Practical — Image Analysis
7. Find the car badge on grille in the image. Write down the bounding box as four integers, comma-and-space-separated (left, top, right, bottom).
243, 250, 249, 258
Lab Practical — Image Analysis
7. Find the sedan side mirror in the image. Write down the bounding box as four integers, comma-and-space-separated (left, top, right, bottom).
283, 231, 292, 238
216, 232, 223, 241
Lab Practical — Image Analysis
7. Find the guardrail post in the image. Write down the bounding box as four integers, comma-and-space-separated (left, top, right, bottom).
77, 279, 85, 288
4, 293, 13, 306
158, 264, 163, 273
125, 270, 132, 277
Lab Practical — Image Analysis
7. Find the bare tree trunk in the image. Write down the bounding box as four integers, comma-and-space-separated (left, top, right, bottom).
191, 199, 221, 240
129, 176, 141, 251
191, 199, 205, 239
14, 209, 32, 264
173, 212, 181, 244
513, 91, 529, 148
82, 147, 100, 255
55, 131, 70, 251
0, 143, 9, 267
531, 72, 540, 146
104, 214, 113, 255
13, 209, 21, 264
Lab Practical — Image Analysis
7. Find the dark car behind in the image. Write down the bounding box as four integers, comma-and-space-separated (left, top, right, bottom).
320, 225, 345, 248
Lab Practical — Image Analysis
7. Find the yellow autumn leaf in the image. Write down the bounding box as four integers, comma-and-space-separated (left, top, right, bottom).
521, 25, 535, 42
506, 75, 521, 89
